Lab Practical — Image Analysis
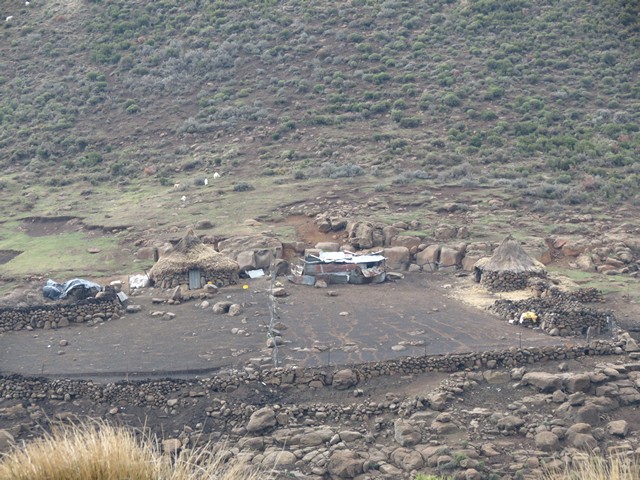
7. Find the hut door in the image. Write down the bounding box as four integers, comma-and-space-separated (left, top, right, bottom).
188, 269, 201, 289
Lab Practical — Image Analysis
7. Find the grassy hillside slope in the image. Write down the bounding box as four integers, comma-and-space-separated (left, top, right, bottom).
0, 0, 638, 280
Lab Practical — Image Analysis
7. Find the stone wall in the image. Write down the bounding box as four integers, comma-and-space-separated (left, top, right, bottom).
0, 341, 624, 403
480, 270, 545, 292
491, 297, 614, 337
0, 292, 123, 333
546, 286, 603, 303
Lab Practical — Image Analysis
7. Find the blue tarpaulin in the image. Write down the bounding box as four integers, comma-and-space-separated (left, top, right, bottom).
43, 278, 102, 300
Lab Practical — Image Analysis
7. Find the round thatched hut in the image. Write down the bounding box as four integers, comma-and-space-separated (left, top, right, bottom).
148, 230, 239, 289
474, 235, 546, 292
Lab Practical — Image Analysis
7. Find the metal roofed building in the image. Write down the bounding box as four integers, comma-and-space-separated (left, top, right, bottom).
289, 251, 386, 285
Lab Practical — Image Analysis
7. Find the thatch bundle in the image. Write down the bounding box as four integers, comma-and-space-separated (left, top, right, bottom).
149, 230, 239, 287
475, 235, 546, 292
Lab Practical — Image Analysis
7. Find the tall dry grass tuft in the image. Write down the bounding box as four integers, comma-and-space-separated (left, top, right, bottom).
544, 451, 640, 480
0, 419, 269, 480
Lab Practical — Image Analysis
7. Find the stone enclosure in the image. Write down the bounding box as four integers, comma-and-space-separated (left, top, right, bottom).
0, 289, 123, 333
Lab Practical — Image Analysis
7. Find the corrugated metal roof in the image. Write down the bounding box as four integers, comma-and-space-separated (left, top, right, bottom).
310, 251, 386, 264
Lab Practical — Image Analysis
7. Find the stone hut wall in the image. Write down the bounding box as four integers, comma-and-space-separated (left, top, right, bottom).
157, 270, 239, 289
0, 293, 123, 333
481, 270, 545, 292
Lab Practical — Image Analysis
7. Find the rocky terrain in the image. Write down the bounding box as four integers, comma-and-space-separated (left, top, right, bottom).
2, 344, 640, 479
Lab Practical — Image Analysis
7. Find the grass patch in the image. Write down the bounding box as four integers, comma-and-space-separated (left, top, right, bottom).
543, 451, 640, 480
0, 419, 269, 480
549, 267, 633, 295
0, 231, 120, 277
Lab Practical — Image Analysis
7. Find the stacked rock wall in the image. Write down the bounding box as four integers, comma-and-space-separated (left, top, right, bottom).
481, 271, 545, 292
0, 341, 623, 401
491, 296, 613, 336
546, 286, 603, 303
0, 294, 123, 333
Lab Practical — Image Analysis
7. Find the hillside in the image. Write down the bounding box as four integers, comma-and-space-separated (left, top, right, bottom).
0, 0, 638, 284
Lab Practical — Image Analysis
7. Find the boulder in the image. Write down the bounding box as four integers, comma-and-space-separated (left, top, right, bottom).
434, 224, 458, 240
576, 254, 596, 271
333, 369, 358, 390
235, 251, 256, 272
497, 415, 525, 432
521, 372, 563, 392
569, 433, 597, 450
262, 450, 297, 468
218, 235, 283, 271
535, 431, 560, 452
390, 447, 424, 471
382, 226, 400, 247
574, 404, 601, 425
247, 407, 277, 434
564, 373, 592, 393
391, 236, 422, 250
212, 301, 232, 314
394, 419, 422, 447
416, 245, 440, 267
347, 222, 375, 249
606, 420, 629, 437
483, 370, 511, 384
439, 246, 463, 268
383, 246, 411, 271
327, 450, 364, 478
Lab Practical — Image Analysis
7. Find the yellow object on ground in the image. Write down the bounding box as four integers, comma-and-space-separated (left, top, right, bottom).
519, 311, 538, 323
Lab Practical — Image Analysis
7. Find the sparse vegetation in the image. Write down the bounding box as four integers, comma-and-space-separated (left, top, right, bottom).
0, 419, 269, 480
543, 452, 640, 480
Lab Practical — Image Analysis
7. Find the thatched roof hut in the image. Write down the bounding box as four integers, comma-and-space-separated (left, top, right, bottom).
474, 235, 546, 291
476, 235, 545, 274
149, 229, 239, 289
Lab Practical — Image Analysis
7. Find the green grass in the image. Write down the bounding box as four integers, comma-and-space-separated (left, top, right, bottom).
549, 267, 635, 295
0, 231, 120, 277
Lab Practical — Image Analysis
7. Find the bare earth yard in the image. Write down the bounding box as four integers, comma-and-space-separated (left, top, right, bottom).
0, 273, 566, 380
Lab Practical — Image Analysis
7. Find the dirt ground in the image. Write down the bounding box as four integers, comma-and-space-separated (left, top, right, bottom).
0, 272, 576, 381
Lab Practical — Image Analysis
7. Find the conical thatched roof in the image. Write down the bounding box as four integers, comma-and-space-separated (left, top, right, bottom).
149, 229, 239, 280
475, 235, 545, 274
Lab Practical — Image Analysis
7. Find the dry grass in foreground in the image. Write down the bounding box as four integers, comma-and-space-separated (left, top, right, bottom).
0, 419, 270, 480
544, 451, 640, 480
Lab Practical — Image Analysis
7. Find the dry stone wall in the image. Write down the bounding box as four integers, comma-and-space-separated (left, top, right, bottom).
481, 270, 546, 292
491, 296, 614, 337
0, 341, 624, 403
0, 294, 123, 333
